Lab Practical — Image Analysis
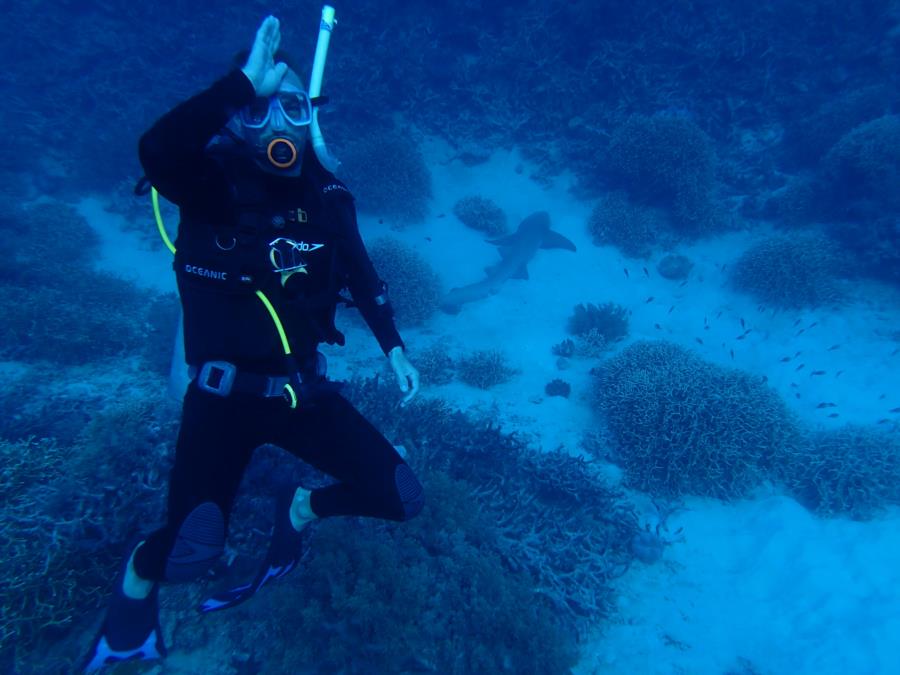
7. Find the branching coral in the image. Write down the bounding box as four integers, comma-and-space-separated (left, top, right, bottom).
366, 237, 443, 327
606, 115, 718, 236
778, 426, 900, 520
452, 195, 508, 236
339, 130, 433, 225
587, 190, 668, 258
729, 232, 846, 308
592, 340, 805, 500
457, 349, 517, 389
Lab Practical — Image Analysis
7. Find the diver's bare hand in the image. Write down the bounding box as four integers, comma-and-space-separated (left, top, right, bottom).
241, 16, 288, 97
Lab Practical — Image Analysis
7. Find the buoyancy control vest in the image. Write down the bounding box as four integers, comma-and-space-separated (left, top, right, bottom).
173, 148, 351, 371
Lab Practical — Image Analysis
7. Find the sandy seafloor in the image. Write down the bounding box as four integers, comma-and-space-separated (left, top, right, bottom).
77, 139, 900, 674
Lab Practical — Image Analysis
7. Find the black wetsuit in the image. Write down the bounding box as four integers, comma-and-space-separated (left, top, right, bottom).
133, 70, 422, 582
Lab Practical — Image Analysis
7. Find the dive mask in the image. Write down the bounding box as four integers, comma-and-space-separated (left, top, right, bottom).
240, 90, 313, 129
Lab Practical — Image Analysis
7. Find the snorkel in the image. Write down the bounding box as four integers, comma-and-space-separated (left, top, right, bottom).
308, 6, 340, 173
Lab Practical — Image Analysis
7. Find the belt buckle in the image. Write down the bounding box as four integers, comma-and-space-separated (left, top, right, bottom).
197, 361, 237, 397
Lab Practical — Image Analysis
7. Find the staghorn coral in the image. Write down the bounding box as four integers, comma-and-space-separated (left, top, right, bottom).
606, 115, 718, 236
820, 114, 900, 218
452, 195, 508, 236
729, 232, 846, 309
778, 426, 900, 520
366, 237, 443, 327
457, 349, 517, 389
587, 190, 668, 258
567, 302, 630, 343
412, 341, 455, 385
592, 341, 805, 500
339, 130, 433, 225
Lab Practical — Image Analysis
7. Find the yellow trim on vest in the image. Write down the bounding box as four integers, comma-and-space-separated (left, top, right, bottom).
152, 187, 176, 255
283, 383, 298, 409
254, 290, 292, 355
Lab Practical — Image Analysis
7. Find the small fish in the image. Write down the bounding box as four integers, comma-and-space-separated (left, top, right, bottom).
795, 329, 806, 337
695, 337, 704, 345
878, 419, 890, 424
810, 370, 826, 376
808, 321, 818, 329
424, 236, 432, 242
790, 382, 799, 388
891, 347, 900, 357
795, 363, 805, 371
716, 311, 723, 319
779, 356, 791, 363
668, 305, 675, 314
816, 402, 837, 409
437, 213, 446, 218
643, 267, 649, 277
761, 375, 768, 383
827, 344, 840, 351
736, 334, 747, 341
624, 268, 630, 279
704, 316, 708, 326
679, 280, 689, 287
794, 351, 802, 358
740, 318, 746, 329
879, 393, 887, 400
795, 393, 801, 399
793, 318, 802, 327
730, 349, 734, 360
890, 407, 900, 414
654, 323, 662, 329
836, 370, 844, 378
828, 413, 840, 418
645, 296, 654, 303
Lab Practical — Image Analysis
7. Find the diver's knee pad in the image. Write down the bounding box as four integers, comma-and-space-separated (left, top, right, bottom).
165, 502, 225, 582
394, 464, 424, 520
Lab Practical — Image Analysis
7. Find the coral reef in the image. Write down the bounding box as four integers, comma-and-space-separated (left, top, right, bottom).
452, 195, 508, 236
457, 349, 516, 389
606, 115, 718, 235
366, 237, 443, 327
592, 341, 804, 500
412, 341, 455, 386
544, 378, 571, 398
729, 232, 846, 309
567, 303, 630, 343
819, 115, 900, 218
0, 386, 177, 664
0, 199, 162, 365
587, 190, 668, 258
339, 130, 433, 225
784, 86, 897, 167
656, 254, 693, 280
778, 426, 900, 520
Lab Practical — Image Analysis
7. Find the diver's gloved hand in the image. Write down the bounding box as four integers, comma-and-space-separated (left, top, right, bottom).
241, 15, 288, 97
198, 487, 312, 614
389, 346, 420, 407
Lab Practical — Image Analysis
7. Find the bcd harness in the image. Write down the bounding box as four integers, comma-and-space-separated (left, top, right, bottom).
135, 160, 360, 409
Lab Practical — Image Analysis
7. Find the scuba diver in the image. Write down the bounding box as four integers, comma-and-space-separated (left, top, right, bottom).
83, 13, 423, 671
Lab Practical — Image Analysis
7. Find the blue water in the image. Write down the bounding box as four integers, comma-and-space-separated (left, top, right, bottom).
1, 1, 898, 673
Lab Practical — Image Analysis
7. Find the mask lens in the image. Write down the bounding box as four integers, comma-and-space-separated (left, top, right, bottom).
277, 92, 311, 126
241, 98, 272, 128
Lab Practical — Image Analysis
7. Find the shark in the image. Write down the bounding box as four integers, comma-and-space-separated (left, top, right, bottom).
440, 210, 576, 314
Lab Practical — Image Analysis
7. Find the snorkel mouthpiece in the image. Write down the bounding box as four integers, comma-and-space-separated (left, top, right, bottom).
267, 138, 299, 169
